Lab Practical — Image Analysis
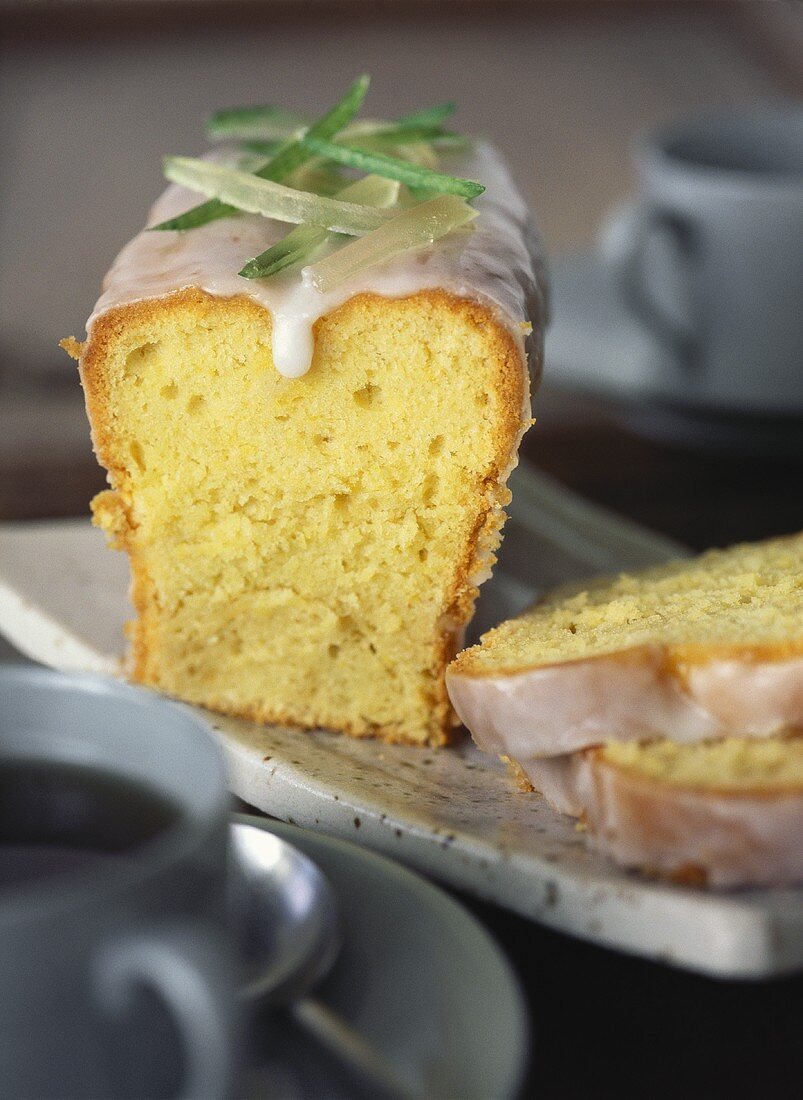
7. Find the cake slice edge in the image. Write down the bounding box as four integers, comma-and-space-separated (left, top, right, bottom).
64, 285, 534, 745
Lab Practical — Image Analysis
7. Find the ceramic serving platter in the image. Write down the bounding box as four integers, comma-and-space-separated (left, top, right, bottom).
1, 462, 800, 979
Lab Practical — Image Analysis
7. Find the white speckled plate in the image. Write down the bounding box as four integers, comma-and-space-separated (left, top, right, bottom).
1, 462, 801, 979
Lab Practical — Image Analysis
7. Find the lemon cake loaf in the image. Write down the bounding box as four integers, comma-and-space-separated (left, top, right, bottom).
447, 533, 803, 761
523, 736, 803, 887
63, 91, 546, 746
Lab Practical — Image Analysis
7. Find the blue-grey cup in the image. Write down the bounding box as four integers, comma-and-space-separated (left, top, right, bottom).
0, 666, 239, 1099
601, 103, 803, 413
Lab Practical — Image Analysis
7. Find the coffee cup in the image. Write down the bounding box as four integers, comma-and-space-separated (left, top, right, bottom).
600, 103, 803, 413
0, 665, 239, 1099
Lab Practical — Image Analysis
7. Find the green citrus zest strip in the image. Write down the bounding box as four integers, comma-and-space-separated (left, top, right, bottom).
302, 195, 478, 293
243, 127, 454, 160
342, 126, 451, 149
239, 175, 400, 280
153, 75, 370, 231
239, 139, 284, 158
206, 99, 457, 144
394, 102, 456, 128
299, 136, 484, 198
241, 223, 328, 281
162, 157, 394, 234
206, 104, 308, 142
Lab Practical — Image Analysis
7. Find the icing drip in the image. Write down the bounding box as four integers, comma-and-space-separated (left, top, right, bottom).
269, 278, 324, 378
271, 310, 317, 378
86, 143, 547, 382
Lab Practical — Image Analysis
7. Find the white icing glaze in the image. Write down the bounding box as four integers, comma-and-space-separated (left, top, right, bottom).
87, 143, 546, 380
685, 657, 803, 731
523, 751, 803, 888
513, 755, 587, 816
446, 648, 803, 760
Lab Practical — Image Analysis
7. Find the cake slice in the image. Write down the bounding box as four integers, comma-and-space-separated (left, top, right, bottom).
447, 534, 803, 761
62, 88, 546, 746
523, 736, 803, 887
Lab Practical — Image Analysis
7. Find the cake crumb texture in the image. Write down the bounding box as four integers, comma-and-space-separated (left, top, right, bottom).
75, 288, 528, 745
602, 734, 803, 794
453, 533, 803, 676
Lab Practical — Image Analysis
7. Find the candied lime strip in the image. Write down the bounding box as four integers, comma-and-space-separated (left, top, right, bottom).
384, 141, 439, 170
240, 175, 400, 280
334, 176, 401, 206
343, 104, 457, 140
424, 132, 473, 151
207, 104, 309, 141
395, 102, 456, 128
302, 194, 478, 293
163, 157, 394, 234
286, 162, 349, 197
300, 136, 484, 198
247, 125, 456, 159
282, 123, 445, 171
344, 126, 449, 149
154, 75, 370, 232
240, 139, 284, 158
240, 223, 328, 280
207, 99, 456, 143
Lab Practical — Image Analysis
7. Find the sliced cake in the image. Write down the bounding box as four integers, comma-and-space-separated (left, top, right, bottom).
62, 80, 547, 746
524, 736, 803, 887
448, 533, 803, 761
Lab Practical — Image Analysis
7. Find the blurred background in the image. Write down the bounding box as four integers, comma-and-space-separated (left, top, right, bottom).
1, 0, 801, 545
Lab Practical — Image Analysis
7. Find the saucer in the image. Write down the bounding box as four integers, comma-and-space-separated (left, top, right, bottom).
545, 250, 676, 405
546, 251, 803, 454
233, 815, 528, 1100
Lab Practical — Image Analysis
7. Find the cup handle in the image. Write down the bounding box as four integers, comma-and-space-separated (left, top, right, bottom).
600, 202, 699, 365
94, 920, 239, 1100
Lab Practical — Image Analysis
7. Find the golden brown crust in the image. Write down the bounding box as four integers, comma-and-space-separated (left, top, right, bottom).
670, 639, 803, 669
451, 531, 803, 680
426, 290, 529, 745
450, 634, 803, 681
72, 286, 530, 748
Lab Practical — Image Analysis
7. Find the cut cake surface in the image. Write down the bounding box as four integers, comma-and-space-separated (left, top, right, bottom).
448, 533, 803, 757
524, 735, 803, 888
66, 143, 546, 746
